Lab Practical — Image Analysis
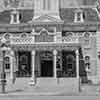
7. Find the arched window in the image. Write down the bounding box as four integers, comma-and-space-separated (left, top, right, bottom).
66, 55, 75, 72
4, 56, 10, 70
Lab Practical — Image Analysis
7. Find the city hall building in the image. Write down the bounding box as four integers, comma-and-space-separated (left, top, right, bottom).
0, 0, 100, 87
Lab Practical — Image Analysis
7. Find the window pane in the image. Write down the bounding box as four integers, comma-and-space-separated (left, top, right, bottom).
5, 57, 10, 70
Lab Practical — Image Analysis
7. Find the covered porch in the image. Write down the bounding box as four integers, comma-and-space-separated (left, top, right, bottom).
10, 42, 81, 84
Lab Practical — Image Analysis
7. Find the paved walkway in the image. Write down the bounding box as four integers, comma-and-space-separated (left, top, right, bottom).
0, 78, 100, 96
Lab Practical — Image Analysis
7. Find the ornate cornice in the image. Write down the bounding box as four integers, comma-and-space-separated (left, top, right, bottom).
63, 23, 98, 31
0, 22, 98, 32
11, 42, 80, 51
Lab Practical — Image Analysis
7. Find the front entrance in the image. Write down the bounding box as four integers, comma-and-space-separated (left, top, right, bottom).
17, 51, 31, 77
40, 51, 53, 77
41, 60, 53, 77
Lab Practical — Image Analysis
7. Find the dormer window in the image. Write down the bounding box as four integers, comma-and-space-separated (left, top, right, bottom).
74, 9, 84, 23
10, 9, 20, 24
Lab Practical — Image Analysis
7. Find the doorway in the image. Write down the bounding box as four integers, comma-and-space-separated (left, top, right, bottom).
40, 51, 53, 77
41, 60, 53, 77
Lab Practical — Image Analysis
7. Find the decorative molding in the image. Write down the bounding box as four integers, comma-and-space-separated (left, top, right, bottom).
32, 28, 56, 36
20, 33, 28, 38
62, 37, 79, 43
11, 42, 80, 51
10, 33, 34, 45
3, 33, 12, 40
35, 29, 54, 42
0, 22, 97, 32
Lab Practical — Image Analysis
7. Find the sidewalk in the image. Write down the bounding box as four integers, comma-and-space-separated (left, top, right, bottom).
0, 78, 67, 96
0, 78, 100, 96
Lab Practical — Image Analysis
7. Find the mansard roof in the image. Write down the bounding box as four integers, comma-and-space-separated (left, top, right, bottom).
60, 7, 100, 24
0, 9, 33, 24
0, 7, 99, 25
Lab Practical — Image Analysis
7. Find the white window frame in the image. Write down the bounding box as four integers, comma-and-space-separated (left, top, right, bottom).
5, 56, 11, 72
74, 10, 84, 23
84, 56, 91, 73
10, 9, 20, 24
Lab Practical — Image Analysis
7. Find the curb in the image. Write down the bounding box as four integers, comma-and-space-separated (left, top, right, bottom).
0, 92, 60, 96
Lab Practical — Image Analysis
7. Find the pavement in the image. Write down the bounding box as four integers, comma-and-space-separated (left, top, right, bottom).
0, 96, 100, 100
0, 78, 100, 96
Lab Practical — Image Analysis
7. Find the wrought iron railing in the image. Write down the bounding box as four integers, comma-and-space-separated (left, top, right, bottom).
62, 37, 79, 43
11, 37, 34, 44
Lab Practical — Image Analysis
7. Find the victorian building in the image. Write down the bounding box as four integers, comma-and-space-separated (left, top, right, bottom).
0, 0, 100, 88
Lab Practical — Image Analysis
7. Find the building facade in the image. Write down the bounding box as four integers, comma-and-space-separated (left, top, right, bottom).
0, 0, 100, 86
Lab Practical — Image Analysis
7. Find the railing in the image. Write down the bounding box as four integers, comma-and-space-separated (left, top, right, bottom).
34, 70, 76, 78
11, 37, 34, 45
10, 36, 79, 45
57, 70, 76, 78
62, 37, 79, 43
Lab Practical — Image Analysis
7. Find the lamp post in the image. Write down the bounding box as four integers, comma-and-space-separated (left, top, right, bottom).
0, 38, 8, 93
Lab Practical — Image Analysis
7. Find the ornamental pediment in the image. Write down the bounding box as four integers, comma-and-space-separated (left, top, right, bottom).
29, 15, 63, 23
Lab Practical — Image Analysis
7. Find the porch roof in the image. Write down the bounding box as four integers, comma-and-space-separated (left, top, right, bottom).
11, 42, 81, 51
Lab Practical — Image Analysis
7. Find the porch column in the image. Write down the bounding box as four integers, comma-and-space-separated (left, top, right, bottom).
76, 49, 79, 79
53, 50, 57, 78
29, 50, 36, 85
10, 50, 14, 80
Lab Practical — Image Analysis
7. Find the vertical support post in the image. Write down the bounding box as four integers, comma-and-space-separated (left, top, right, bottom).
10, 50, 14, 80
29, 50, 35, 85
76, 49, 79, 79
76, 49, 81, 92
16, 52, 19, 74
53, 50, 57, 78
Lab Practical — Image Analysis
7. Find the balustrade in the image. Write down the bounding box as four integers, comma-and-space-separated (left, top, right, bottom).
11, 37, 34, 44
62, 37, 79, 43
